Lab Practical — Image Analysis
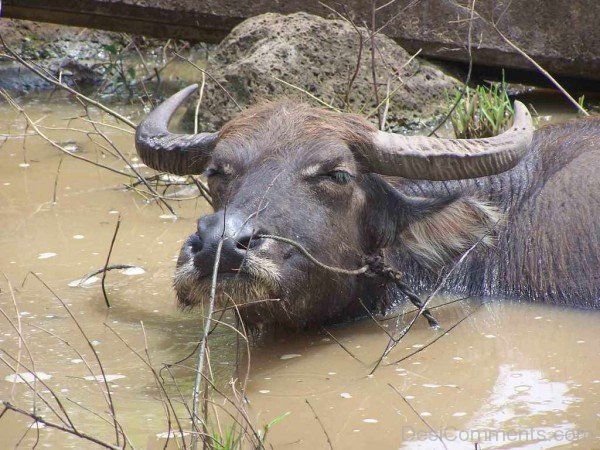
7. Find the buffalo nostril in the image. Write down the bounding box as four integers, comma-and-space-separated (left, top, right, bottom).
189, 234, 203, 254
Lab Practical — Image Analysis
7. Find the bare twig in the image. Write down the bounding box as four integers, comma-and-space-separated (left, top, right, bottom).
369, 228, 491, 375
428, 0, 476, 137
191, 238, 224, 450
30, 273, 122, 446
388, 303, 482, 365
75, 264, 139, 286
259, 235, 368, 276
0, 90, 131, 177
1, 402, 120, 450
174, 53, 242, 111
322, 328, 365, 365
489, 22, 588, 115
101, 215, 122, 308
368, 1, 382, 129
0, 35, 136, 128
104, 323, 187, 446
305, 399, 334, 450
194, 71, 207, 134
388, 384, 447, 450
270, 76, 341, 112
52, 157, 64, 204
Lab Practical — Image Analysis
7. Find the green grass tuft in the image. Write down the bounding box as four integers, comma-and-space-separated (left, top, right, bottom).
447, 78, 514, 139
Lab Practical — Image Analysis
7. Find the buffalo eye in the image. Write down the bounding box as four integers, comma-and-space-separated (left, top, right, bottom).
205, 164, 232, 179
325, 170, 354, 184
205, 167, 223, 178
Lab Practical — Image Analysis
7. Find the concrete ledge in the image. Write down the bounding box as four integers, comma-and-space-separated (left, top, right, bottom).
3, 0, 599, 81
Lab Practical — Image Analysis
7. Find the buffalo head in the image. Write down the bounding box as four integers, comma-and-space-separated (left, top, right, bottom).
136, 85, 533, 328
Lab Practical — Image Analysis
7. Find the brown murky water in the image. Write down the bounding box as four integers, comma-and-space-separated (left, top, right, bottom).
1, 93, 599, 449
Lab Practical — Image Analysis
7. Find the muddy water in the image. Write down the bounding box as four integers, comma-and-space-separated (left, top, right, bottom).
1, 93, 599, 449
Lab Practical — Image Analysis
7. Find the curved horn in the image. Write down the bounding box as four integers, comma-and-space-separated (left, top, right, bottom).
135, 84, 218, 175
368, 101, 533, 180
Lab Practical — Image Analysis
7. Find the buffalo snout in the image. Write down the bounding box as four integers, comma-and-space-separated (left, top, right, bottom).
191, 211, 269, 277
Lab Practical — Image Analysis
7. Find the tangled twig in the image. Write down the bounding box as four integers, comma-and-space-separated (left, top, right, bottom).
258, 234, 438, 325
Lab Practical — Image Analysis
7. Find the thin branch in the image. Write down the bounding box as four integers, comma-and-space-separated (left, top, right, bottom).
270, 76, 341, 112
428, 0, 476, 137
101, 215, 122, 308
191, 238, 224, 450
388, 384, 447, 450
30, 273, 122, 446
74, 264, 138, 286
305, 399, 334, 450
259, 235, 367, 276
1, 402, 120, 450
174, 53, 242, 111
0, 35, 136, 128
322, 329, 365, 365
0, 90, 131, 177
388, 303, 482, 365
489, 22, 588, 115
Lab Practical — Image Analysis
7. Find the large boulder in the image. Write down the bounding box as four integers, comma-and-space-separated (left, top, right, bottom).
191, 12, 460, 132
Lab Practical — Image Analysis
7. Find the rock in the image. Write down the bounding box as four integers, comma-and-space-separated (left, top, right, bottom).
0, 18, 123, 91
190, 12, 460, 132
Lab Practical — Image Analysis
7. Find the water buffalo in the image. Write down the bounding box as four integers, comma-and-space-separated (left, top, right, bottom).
136, 84, 599, 328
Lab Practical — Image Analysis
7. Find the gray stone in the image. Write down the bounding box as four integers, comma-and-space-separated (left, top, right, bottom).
191, 12, 460, 132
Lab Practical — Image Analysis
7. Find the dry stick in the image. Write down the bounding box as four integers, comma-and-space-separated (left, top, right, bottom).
191, 238, 224, 450
322, 328, 365, 365
428, 0, 476, 137
26, 323, 117, 422
317, 3, 364, 110
64, 398, 136, 450
381, 78, 391, 130
52, 156, 64, 204
224, 293, 252, 397
140, 321, 183, 450
380, 295, 472, 322
258, 235, 368, 276
1, 275, 27, 403
361, 48, 422, 117
0, 35, 136, 129
0, 352, 74, 429
101, 215, 121, 308
158, 296, 262, 383
305, 399, 334, 450
80, 118, 134, 135
0, 276, 41, 443
388, 303, 482, 365
30, 273, 122, 447
0, 90, 131, 177
368, 1, 383, 129
180, 364, 264, 448
136, 41, 191, 86
369, 234, 488, 375
388, 384, 448, 450
104, 323, 187, 448
84, 106, 176, 215
271, 75, 341, 112
194, 71, 207, 134
358, 299, 394, 339
490, 22, 588, 116
76, 264, 138, 286
1, 402, 120, 450
174, 53, 242, 112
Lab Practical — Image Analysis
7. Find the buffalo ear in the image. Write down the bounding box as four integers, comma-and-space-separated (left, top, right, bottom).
361, 175, 502, 267
400, 196, 502, 268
